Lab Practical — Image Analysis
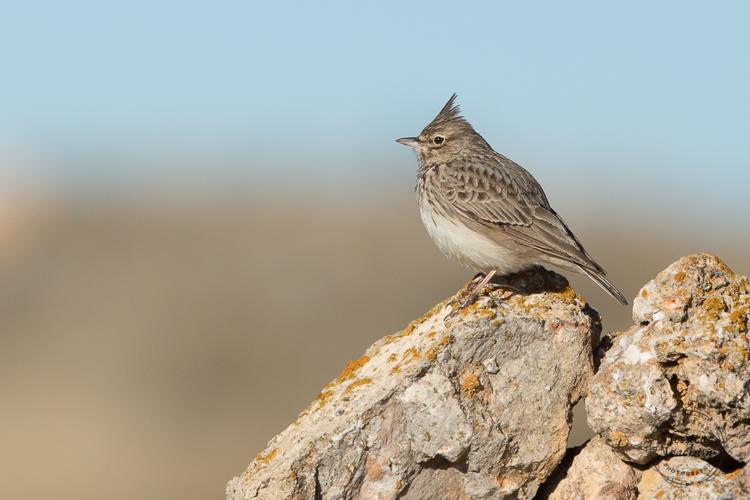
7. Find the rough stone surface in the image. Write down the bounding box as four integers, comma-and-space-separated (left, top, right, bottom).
541, 436, 642, 500
587, 254, 750, 464
227, 269, 598, 499
542, 440, 750, 500
637, 457, 750, 499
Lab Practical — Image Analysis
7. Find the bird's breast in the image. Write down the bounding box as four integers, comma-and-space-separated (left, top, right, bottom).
416, 186, 533, 274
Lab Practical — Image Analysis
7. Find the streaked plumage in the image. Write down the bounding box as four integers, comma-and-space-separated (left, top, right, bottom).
398, 95, 627, 305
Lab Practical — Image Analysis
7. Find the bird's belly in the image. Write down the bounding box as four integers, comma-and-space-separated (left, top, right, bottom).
419, 201, 534, 274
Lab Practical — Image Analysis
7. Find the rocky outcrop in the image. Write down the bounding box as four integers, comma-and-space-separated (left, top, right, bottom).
228, 254, 750, 499
227, 270, 599, 499
587, 254, 750, 465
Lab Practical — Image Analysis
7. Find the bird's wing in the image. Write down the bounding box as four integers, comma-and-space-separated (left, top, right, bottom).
437, 157, 605, 274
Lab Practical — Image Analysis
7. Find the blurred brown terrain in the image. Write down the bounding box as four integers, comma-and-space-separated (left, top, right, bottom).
0, 183, 747, 499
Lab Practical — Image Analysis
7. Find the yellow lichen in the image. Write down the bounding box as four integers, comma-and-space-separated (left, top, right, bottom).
555, 286, 578, 304
610, 431, 629, 447
402, 348, 420, 361
343, 377, 372, 395
460, 373, 481, 396
385, 300, 450, 343
387, 353, 398, 363
425, 346, 441, 362
390, 364, 402, 374
315, 389, 335, 409
254, 448, 278, 466
337, 355, 370, 382
729, 308, 748, 333
702, 297, 726, 321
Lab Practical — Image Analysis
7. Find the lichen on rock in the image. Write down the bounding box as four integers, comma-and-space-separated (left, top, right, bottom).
228, 254, 750, 499
227, 268, 598, 499
587, 253, 750, 465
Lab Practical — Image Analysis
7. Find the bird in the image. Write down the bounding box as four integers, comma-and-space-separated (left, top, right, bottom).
396, 94, 628, 305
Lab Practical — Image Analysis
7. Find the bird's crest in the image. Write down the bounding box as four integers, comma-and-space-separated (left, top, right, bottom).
424, 93, 471, 133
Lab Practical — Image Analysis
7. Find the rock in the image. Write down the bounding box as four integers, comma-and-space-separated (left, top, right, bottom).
227, 269, 599, 499
542, 440, 750, 500
637, 457, 750, 499
587, 254, 750, 464
540, 436, 642, 500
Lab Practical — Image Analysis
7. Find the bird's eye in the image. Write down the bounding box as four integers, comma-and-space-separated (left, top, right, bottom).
433, 136, 445, 146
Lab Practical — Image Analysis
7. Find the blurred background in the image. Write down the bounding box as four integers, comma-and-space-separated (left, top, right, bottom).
1, 1, 748, 498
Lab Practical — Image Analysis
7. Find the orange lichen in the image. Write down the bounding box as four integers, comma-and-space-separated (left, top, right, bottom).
315, 389, 335, 409
702, 297, 726, 321
383, 327, 414, 344
673, 271, 686, 282
387, 353, 398, 362
440, 335, 452, 346
384, 300, 449, 344
390, 365, 402, 374
425, 346, 441, 362
725, 467, 744, 480
427, 330, 437, 339
609, 431, 629, 447
459, 302, 479, 318
460, 373, 481, 396
402, 348, 420, 361
343, 377, 372, 395
382, 335, 398, 345
729, 308, 748, 333
555, 286, 578, 304
337, 355, 370, 382
254, 448, 278, 466
641, 289, 649, 298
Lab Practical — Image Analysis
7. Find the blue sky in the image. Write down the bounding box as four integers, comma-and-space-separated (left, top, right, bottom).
1, 1, 748, 198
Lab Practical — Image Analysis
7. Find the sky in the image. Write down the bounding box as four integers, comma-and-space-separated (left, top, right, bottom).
0, 1, 748, 198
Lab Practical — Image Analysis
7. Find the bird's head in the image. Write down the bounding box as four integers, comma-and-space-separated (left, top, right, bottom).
396, 94, 486, 163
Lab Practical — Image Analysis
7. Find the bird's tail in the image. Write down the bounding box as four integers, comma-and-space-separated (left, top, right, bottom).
578, 265, 628, 305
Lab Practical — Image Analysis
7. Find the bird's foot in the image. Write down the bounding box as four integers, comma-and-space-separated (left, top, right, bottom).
449, 271, 524, 318
451, 270, 498, 314
485, 282, 521, 301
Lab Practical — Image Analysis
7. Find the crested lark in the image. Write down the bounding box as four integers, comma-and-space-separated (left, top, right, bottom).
397, 95, 627, 305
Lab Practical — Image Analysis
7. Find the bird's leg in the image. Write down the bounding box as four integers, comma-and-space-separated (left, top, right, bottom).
472, 269, 497, 295
457, 269, 497, 309
452, 270, 529, 316
463, 272, 486, 291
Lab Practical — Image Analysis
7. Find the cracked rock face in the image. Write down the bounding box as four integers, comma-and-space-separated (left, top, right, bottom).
227, 270, 598, 499
587, 254, 750, 464
541, 436, 642, 500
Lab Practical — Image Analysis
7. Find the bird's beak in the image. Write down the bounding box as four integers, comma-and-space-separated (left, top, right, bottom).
396, 137, 418, 148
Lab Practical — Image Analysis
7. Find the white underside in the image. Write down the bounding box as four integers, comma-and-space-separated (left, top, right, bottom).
419, 198, 537, 274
